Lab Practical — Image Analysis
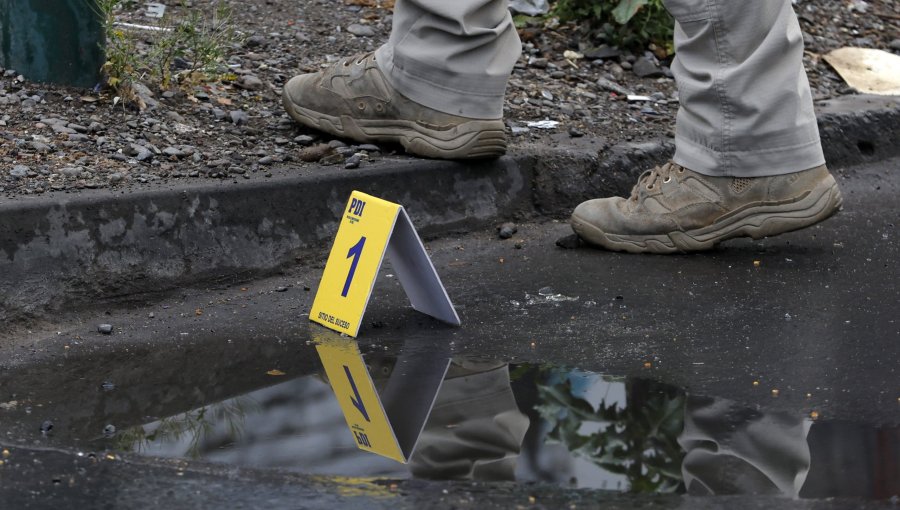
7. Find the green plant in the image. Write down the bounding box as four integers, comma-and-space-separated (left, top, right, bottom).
552, 0, 674, 53
94, 0, 139, 98
535, 373, 685, 493
149, 4, 238, 88
93, 0, 239, 101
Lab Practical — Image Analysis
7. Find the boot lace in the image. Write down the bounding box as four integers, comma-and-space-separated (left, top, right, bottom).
629, 161, 684, 201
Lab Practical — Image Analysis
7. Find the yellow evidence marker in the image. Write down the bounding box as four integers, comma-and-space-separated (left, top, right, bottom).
309, 191, 460, 337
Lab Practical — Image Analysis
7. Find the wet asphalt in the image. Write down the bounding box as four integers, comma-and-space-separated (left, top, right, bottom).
0, 157, 897, 508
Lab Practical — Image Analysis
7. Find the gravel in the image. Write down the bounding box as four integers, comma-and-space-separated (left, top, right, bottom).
0, 0, 896, 197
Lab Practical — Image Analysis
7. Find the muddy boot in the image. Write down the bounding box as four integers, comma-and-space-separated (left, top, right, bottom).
282, 52, 506, 159
570, 162, 843, 254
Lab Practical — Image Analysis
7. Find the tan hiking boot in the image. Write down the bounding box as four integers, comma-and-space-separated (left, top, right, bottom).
570, 162, 843, 253
282, 52, 506, 159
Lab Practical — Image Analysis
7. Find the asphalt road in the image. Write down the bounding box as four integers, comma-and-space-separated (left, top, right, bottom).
1, 157, 897, 508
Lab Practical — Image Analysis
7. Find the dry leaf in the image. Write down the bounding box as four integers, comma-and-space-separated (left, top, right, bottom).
267, 369, 286, 376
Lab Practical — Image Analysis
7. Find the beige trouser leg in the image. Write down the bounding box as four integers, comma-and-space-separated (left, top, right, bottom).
664, 0, 826, 177
374, 0, 521, 119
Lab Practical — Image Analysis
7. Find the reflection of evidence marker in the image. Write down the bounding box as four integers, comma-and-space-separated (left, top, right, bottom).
314, 329, 451, 463
309, 191, 460, 337
344, 365, 370, 422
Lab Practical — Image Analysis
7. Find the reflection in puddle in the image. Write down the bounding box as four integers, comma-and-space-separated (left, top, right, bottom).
90, 354, 897, 500
2, 334, 896, 500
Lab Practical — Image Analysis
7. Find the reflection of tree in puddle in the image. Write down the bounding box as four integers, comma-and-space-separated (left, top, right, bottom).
114, 397, 258, 458
534, 372, 685, 494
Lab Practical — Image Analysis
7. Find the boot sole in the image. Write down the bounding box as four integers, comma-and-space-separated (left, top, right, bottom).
571, 176, 844, 254
282, 95, 506, 160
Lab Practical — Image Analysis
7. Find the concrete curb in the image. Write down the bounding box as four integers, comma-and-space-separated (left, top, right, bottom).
1, 95, 897, 324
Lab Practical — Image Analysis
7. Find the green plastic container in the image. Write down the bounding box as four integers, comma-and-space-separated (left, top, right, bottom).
0, 0, 105, 88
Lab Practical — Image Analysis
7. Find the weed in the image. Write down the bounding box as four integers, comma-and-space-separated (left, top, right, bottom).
93, 0, 240, 104
552, 0, 674, 54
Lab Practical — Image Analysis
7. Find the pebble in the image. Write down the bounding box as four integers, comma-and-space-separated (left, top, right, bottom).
555, 234, 583, 249
293, 135, 315, 146
108, 173, 123, 184
258, 156, 274, 165
132, 82, 158, 110
238, 75, 265, 91
347, 24, 375, 37
498, 222, 518, 239
103, 424, 117, 436
244, 35, 267, 48
67, 133, 90, 142
528, 57, 548, 68
230, 110, 249, 126
633, 57, 664, 78
128, 144, 153, 162
298, 143, 332, 162
344, 153, 362, 169
98, 324, 113, 334
51, 124, 76, 135
162, 146, 185, 158
9, 165, 29, 179
584, 45, 620, 59
357, 144, 380, 152
61, 167, 82, 178
597, 77, 630, 96
568, 127, 584, 138
40, 420, 53, 434
891, 39, 900, 51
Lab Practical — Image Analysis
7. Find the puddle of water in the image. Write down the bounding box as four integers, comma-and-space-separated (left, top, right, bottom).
1, 337, 898, 500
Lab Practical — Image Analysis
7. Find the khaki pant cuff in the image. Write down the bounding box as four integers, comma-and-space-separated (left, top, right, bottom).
674, 136, 827, 177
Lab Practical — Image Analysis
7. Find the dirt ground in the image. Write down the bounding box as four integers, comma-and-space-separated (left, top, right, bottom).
0, 0, 897, 197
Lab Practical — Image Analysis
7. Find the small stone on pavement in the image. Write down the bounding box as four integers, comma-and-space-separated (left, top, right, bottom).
498, 222, 518, 239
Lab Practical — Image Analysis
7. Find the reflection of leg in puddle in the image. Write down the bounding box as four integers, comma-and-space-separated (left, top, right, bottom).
409, 361, 530, 480
679, 395, 812, 497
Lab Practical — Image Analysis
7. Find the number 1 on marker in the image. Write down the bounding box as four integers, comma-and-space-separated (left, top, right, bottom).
341, 236, 366, 297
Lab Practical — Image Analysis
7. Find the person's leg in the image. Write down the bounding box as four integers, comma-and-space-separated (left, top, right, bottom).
282, 0, 520, 159
375, 0, 521, 120
570, 0, 842, 253
666, 0, 824, 177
